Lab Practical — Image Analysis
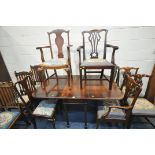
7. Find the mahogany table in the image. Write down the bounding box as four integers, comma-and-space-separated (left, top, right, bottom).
32, 75, 124, 128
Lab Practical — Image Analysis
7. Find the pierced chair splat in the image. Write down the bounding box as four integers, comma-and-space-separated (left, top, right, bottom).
77, 29, 119, 90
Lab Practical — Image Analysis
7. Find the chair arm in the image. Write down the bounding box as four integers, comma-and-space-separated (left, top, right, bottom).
67, 44, 73, 48
103, 105, 132, 118
106, 44, 119, 50
77, 46, 84, 65
36, 45, 50, 50
106, 44, 119, 64
77, 46, 84, 52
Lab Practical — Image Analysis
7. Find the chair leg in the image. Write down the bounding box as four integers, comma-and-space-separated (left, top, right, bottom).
84, 69, 87, 80
63, 104, 70, 128
109, 67, 114, 90
96, 119, 100, 129
80, 67, 83, 89
52, 118, 56, 129
21, 112, 30, 127
100, 69, 104, 79
32, 117, 37, 129
145, 117, 155, 128
54, 69, 58, 84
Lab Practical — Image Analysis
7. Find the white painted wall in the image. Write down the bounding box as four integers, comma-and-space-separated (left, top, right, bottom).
0, 26, 155, 95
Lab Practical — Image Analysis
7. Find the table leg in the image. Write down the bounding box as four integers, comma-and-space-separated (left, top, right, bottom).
63, 104, 70, 128
84, 104, 87, 129
109, 66, 114, 90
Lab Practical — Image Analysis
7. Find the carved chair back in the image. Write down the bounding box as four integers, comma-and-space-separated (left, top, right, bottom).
30, 65, 48, 84
82, 29, 108, 60
15, 76, 36, 101
116, 67, 139, 89
14, 71, 32, 95
117, 76, 142, 122
0, 82, 25, 109
131, 74, 152, 98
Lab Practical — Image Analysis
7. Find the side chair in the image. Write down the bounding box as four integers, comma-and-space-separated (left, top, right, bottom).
15, 76, 57, 129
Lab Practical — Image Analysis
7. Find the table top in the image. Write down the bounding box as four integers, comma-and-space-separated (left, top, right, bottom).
32, 75, 124, 100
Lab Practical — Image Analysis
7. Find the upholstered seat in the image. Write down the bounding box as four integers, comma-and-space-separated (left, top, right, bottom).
41, 58, 68, 68
128, 98, 155, 116
81, 59, 113, 67
0, 111, 20, 129
97, 100, 126, 120
17, 95, 30, 104
33, 100, 56, 117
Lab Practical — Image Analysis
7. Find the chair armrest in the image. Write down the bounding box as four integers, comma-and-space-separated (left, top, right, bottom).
106, 44, 119, 50
77, 46, 84, 65
109, 105, 132, 110
103, 105, 132, 118
67, 44, 73, 48
106, 44, 119, 64
36, 46, 51, 50
77, 46, 84, 52
36, 45, 50, 50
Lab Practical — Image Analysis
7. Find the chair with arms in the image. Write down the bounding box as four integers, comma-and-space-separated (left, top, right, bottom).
0, 81, 29, 129
116, 66, 139, 89
127, 74, 155, 128
96, 75, 142, 129
77, 29, 119, 89
15, 75, 57, 129
36, 29, 72, 86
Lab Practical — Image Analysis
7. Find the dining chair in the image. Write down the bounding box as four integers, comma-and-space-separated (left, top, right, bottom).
96, 75, 142, 129
30, 65, 49, 87
116, 66, 139, 89
0, 81, 30, 129
127, 74, 155, 128
14, 71, 32, 104
36, 29, 72, 86
15, 75, 57, 129
77, 29, 119, 89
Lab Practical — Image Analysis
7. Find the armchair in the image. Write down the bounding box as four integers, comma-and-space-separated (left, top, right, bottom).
36, 29, 72, 86
77, 29, 119, 89
96, 76, 142, 128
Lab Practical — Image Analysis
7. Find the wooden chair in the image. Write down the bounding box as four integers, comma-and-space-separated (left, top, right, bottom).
0, 81, 29, 129
30, 65, 49, 87
96, 76, 142, 129
127, 74, 155, 128
15, 76, 57, 129
14, 71, 32, 106
116, 67, 139, 89
36, 29, 72, 86
77, 29, 119, 89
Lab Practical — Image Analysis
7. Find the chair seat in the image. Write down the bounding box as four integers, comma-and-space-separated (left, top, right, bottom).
18, 95, 29, 104
128, 98, 155, 116
97, 100, 126, 120
41, 58, 68, 68
33, 100, 56, 117
0, 111, 20, 129
80, 59, 113, 68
